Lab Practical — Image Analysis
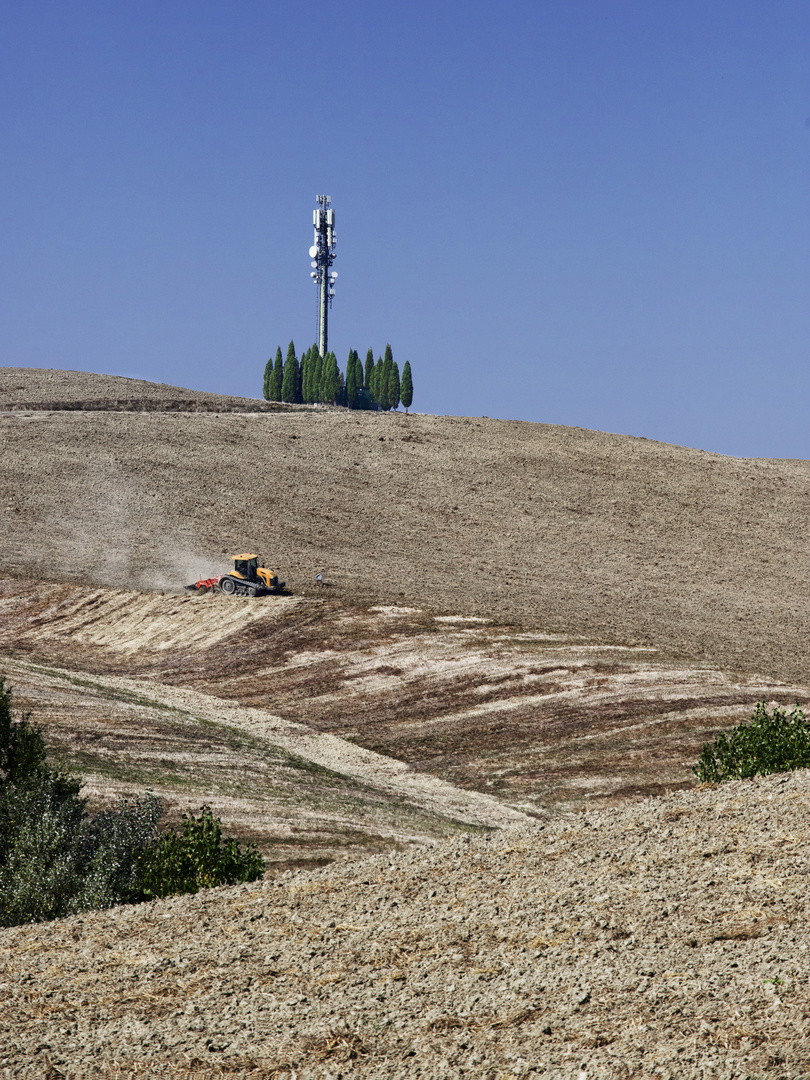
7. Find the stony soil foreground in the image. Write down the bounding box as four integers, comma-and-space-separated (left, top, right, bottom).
4, 771, 810, 1080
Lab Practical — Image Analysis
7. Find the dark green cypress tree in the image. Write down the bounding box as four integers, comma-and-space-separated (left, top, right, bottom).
325, 353, 340, 403
373, 358, 386, 408
352, 350, 361, 403
364, 349, 374, 390
373, 356, 385, 409
282, 358, 300, 406
300, 348, 310, 403
368, 358, 377, 402
390, 360, 400, 410
281, 341, 298, 403
380, 346, 394, 411
346, 349, 358, 409
400, 360, 413, 414
308, 347, 318, 402
263, 355, 274, 400
269, 347, 283, 401
295, 348, 304, 403
301, 348, 309, 402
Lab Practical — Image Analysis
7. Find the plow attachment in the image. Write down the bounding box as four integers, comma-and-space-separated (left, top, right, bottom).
184, 576, 223, 592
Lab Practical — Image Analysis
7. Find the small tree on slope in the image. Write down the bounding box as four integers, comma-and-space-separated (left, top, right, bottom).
400, 360, 413, 413
269, 347, 284, 401
281, 341, 298, 403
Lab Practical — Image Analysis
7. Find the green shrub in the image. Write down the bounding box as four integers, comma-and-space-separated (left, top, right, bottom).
694, 701, 810, 783
0, 677, 46, 783
0, 677, 86, 924
0, 678, 264, 925
142, 804, 264, 899
0, 766, 87, 925
74, 793, 163, 911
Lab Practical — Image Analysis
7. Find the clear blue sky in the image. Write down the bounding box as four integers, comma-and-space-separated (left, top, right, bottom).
1, 1, 808, 457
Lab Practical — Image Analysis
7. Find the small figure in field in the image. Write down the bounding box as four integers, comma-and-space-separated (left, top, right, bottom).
315, 573, 323, 587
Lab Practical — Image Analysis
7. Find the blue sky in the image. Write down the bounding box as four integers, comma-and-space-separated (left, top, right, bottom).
1, 1, 808, 457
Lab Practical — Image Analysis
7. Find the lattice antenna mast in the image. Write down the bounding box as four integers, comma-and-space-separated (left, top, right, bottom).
309, 195, 337, 357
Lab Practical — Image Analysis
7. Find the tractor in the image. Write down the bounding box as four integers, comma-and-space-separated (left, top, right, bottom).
186, 554, 285, 597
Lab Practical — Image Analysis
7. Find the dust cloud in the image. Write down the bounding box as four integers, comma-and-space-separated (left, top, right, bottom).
40, 457, 220, 594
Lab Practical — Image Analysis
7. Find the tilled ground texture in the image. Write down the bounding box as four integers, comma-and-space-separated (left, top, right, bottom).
0, 366, 305, 413
0, 656, 501, 871
1, 578, 806, 818
3, 368, 810, 687
3, 771, 810, 1079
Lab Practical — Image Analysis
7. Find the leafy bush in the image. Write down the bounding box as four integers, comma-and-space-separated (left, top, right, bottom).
0, 765, 87, 925
0, 678, 265, 925
0, 678, 86, 924
142, 804, 264, 899
74, 793, 163, 911
694, 701, 810, 783
0, 676, 46, 782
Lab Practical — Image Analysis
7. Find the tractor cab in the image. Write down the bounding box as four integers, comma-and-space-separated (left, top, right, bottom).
231, 554, 259, 581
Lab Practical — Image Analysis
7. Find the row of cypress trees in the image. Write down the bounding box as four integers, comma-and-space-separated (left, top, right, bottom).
263, 343, 413, 412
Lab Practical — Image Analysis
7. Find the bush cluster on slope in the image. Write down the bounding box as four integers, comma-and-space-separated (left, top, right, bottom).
0, 679, 265, 926
694, 701, 810, 783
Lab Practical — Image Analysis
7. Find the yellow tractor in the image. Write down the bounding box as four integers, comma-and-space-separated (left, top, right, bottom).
186, 554, 285, 597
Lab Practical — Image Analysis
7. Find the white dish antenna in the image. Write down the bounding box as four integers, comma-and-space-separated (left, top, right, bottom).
309, 245, 318, 258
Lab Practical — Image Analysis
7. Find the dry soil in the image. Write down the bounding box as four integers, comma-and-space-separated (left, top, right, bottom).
3, 368, 810, 685
2, 578, 806, 839
3, 771, 810, 1079
4, 367, 810, 1078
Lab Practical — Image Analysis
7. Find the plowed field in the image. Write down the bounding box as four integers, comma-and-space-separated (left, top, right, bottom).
3, 366, 810, 1078
3, 367, 810, 685
2, 577, 805, 856
4, 771, 810, 1078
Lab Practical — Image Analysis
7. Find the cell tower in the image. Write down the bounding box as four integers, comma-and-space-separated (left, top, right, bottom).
309, 195, 337, 357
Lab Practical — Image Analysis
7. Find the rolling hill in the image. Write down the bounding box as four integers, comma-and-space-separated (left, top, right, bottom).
3, 366, 810, 686
3, 366, 810, 1077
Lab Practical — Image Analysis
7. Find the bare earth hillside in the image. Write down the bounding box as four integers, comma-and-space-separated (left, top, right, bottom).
4, 367, 810, 1078
2, 579, 806, 841
0, 366, 293, 413
4, 771, 810, 1078
3, 368, 810, 686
